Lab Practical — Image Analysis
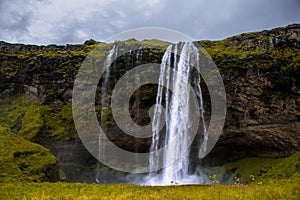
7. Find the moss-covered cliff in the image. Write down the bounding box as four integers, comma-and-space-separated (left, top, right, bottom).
0, 24, 299, 182
0, 126, 58, 182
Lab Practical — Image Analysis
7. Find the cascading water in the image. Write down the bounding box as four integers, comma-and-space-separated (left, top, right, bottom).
146, 42, 208, 185
96, 42, 208, 185
96, 45, 118, 183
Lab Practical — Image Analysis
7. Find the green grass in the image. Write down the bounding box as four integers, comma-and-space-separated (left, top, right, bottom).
0, 152, 299, 199
199, 36, 300, 73
0, 127, 58, 183
0, 182, 299, 200
206, 152, 300, 185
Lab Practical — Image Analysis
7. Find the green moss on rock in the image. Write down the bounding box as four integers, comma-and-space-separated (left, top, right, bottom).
45, 105, 77, 139
19, 105, 47, 140
0, 96, 77, 141
208, 151, 300, 185
0, 126, 59, 182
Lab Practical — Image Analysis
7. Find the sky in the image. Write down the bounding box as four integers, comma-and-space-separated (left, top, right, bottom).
0, 0, 299, 45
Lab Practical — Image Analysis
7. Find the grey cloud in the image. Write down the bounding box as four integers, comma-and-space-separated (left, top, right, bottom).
0, 0, 31, 41
139, 0, 300, 40
0, 0, 299, 44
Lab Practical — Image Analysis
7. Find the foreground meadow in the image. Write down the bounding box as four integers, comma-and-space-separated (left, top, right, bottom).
0, 181, 299, 200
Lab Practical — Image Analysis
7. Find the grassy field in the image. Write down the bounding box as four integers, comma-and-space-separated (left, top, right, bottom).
0, 182, 299, 200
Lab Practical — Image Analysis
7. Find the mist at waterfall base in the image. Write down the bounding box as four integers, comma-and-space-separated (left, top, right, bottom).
96, 42, 211, 186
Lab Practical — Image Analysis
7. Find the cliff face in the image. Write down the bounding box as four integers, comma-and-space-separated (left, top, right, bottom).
226, 24, 300, 50
0, 24, 299, 181
205, 61, 300, 164
200, 24, 300, 164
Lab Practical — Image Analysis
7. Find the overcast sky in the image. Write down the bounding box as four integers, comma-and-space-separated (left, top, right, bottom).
0, 0, 299, 44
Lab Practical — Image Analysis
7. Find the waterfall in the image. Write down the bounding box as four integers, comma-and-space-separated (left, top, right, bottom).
96, 44, 117, 183
147, 42, 207, 185
95, 42, 208, 185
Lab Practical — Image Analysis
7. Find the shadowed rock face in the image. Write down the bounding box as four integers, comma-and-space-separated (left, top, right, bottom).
204, 63, 300, 165
0, 24, 299, 181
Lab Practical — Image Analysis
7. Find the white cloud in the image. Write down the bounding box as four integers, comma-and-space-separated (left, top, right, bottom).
16, 0, 167, 44
0, 0, 299, 44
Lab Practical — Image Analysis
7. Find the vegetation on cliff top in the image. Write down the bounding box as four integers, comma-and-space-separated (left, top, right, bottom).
200, 39, 300, 75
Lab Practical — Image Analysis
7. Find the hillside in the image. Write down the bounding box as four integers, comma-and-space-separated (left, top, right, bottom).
0, 24, 299, 183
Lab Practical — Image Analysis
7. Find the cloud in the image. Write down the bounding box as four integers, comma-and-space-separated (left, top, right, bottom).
0, 0, 299, 44
0, 0, 33, 41
142, 0, 300, 40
